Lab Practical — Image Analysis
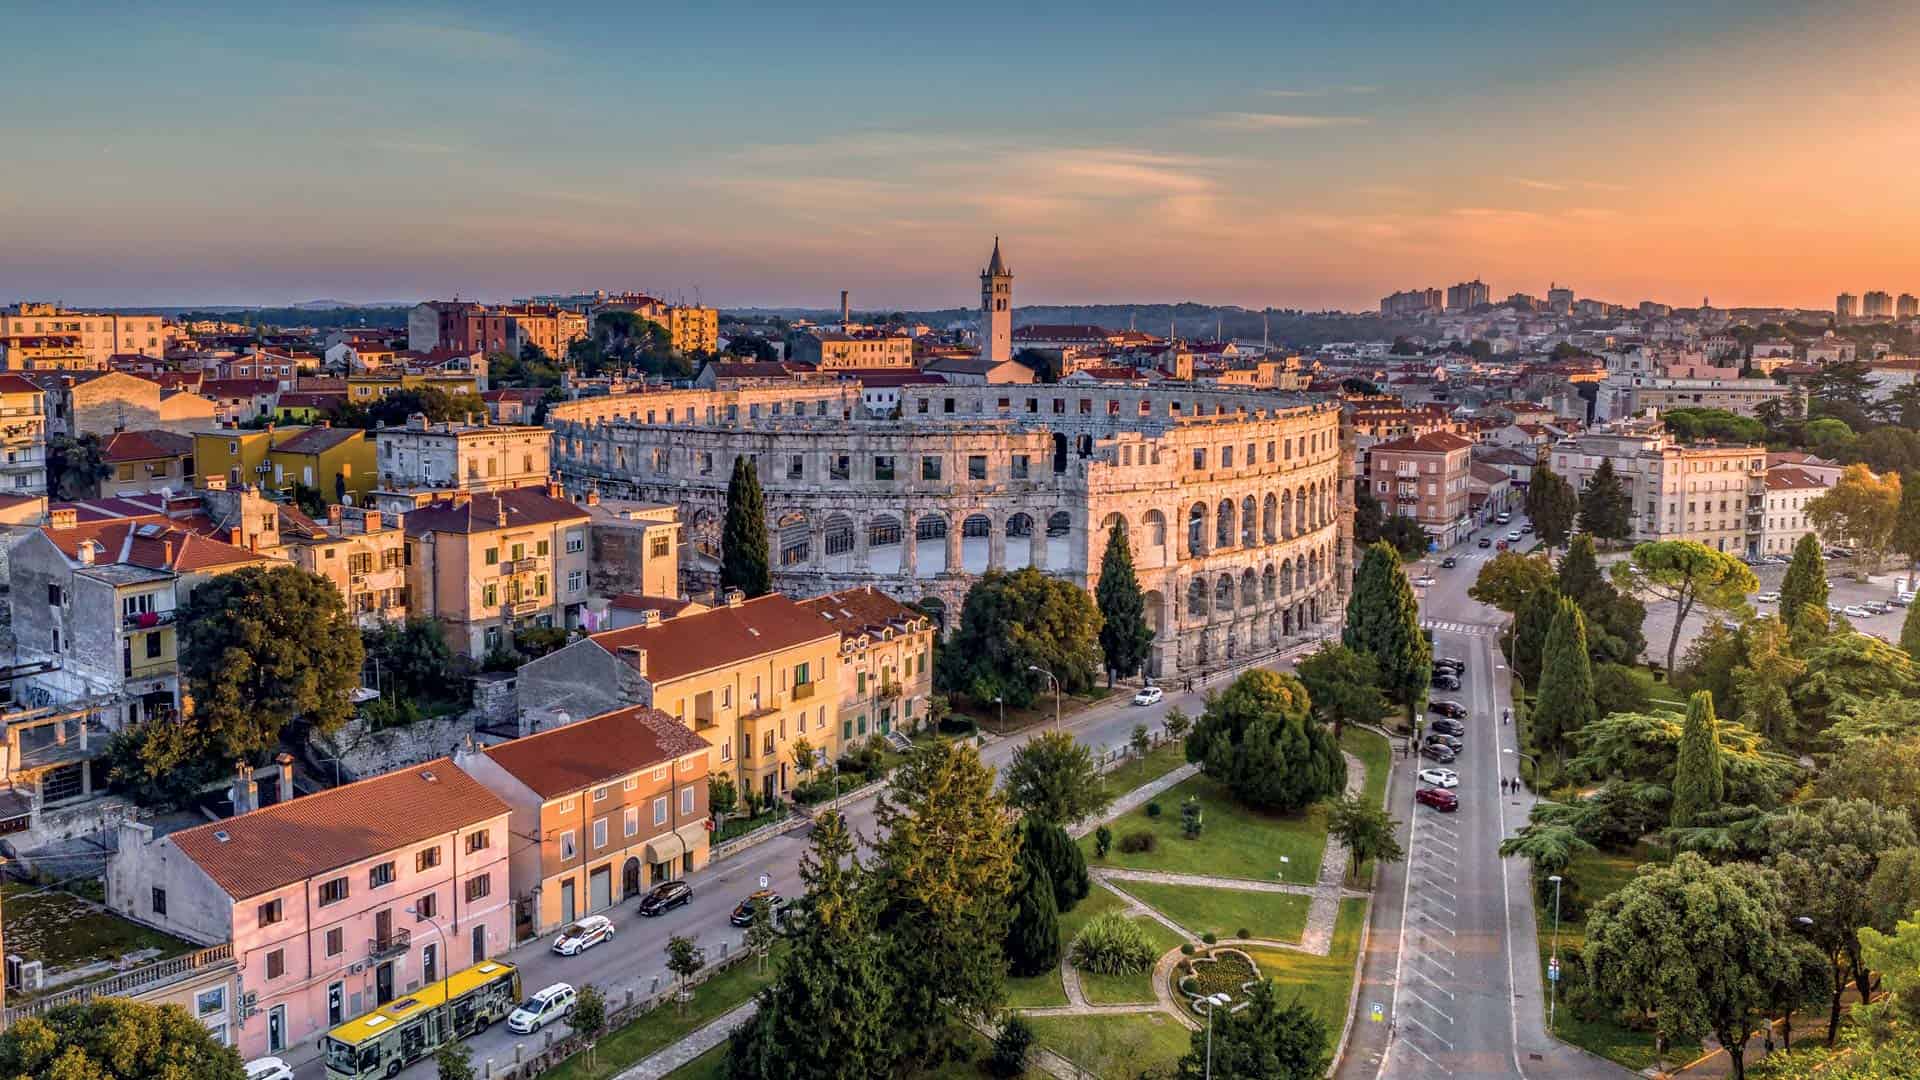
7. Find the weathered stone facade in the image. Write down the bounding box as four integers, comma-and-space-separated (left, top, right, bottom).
550, 382, 1352, 679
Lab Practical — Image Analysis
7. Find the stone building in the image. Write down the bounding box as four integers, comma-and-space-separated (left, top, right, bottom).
549, 380, 1350, 680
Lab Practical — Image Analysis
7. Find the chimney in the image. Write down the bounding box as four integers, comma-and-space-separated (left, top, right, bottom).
840, 290, 850, 326
723, 587, 745, 608
162, 540, 174, 565
585, 488, 600, 507
546, 481, 563, 499
48, 507, 76, 529
320, 419, 331, 429
229, 527, 243, 546
76, 540, 96, 566
634, 608, 660, 628
231, 761, 257, 816
363, 510, 381, 532
327, 504, 343, 525
617, 644, 648, 678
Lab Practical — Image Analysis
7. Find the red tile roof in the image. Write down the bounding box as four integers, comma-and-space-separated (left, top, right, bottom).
797, 587, 928, 643
202, 378, 278, 397
607, 593, 699, 617
402, 487, 587, 537
170, 759, 509, 899
481, 705, 710, 799
588, 594, 841, 684
272, 426, 361, 456
41, 516, 264, 573
1371, 431, 1475, 454
102, 430, 193, 463
0, 374, 44, 396
1765, 466, 1828, 491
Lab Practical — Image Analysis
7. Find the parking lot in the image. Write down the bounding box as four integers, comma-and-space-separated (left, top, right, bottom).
1638, 554, 1915, 663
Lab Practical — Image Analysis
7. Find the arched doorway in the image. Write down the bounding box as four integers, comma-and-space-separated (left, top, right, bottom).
622, 857, 642, 897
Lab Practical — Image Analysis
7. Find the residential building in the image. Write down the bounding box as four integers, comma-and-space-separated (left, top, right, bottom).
1863, 291, 1894, 319
402, 485, 592, 656
1380, 288, 1443, 317
1468, 462, 1517, 524
281, 505, 410, 626
581, 492, 679, 604
1472, 444, 1541, 488
479, 388, 546, 425
345, 371, 485, 403
31, 371, 216, 439
1445, 279, 1490, 312
0, 375, 47, 495
100, 430, 195, 497
588, 294, 720, 356
106, 760, 512, 1066
457, 705, 709, 936
1365, 431, 1474, 546
1806, 337, 1858, 366
514, 591, 845, 803
194, 424, 376, 506
1549, 418, 1768, 555
200, 379, 279, 424
1594, 374, 1803, 421
1837, 292, 1858, 320
786, 329, 915, 369
796, 587, 936, 753
1765, 451, 1843, 486
1758, 465, 1831, 555
0, 335, 93, 371
374, 415, 550, 494
408, 302, 586, 360
1900, 293, 1919, 319
0, 303, 166, 367
920, 355, 1037, 384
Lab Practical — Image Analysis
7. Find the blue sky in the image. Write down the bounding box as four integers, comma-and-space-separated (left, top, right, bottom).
4, 2, 1916, 310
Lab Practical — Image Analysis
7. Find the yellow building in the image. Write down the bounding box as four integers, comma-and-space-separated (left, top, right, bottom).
194, 424, 376, 505
281, 504, 410, 626
401, 485, 593, 657
797, 588, 936, 745
1, 302, 166, 366
345, 372, 485, 403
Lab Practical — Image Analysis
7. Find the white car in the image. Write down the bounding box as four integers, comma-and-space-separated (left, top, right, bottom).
245, 1059, 294, 1080
1412, 575, 1436, 588
1133, 685, 1164, 706
1843, 605, 1874, 618
551, 914, 615, 956
1755, 591, 1780, 603
1418, 768, 1459, 789
509, 982, 577, 1034
1506, 530, 1522, 542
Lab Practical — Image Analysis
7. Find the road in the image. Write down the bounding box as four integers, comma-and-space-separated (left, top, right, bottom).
340, 635, 1329, 1080
1339, 511, 1626, 1080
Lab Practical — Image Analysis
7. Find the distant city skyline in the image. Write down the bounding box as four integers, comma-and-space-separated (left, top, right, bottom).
5, 2, 1919, 311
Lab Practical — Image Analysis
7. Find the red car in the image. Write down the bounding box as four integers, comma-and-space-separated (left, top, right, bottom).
1416, 787, 1458, 812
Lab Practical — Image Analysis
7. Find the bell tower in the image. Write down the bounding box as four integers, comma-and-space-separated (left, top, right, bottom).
980, 236, 1012, 364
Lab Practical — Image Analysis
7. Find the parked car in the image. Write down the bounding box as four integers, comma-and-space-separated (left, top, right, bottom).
551, 915, 615, 956
1496, 540, 1510, 551
1424, 732, 1463, 751
1892, 594, 1913, 607
1415, 787, 1459, 812
1431, 672, 1461, 691
1428, 718, 1467, 737
1440, 556, 1458, 569
1418, 768, 1459, 789
1506, 530, 1522, 542
245, 1059, 295, 1080
730, 890, 789, 927
1844, 605, 1874, 618
1429, 700, 1468, 719
1496, 512, 1512, 524
1420, 742, 1457, 763
1133, 685, 1164, 706
1755, 591, 1780, 603
1479, 537, 1493, 548
1413, 575, 1437, 588
637, 880, 693, 916
1521, 524, 1535, 534
509, 983, 576, 1035
1433, 657, 1466, 673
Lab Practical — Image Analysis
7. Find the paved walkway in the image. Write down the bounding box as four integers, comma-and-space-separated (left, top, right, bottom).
610, 999, 758, 1080
1067, 762, 1200, 840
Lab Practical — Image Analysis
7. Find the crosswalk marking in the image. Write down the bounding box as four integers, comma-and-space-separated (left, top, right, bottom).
1419, 619, 1500, 636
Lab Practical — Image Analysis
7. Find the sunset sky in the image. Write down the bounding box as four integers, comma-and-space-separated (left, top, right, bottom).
5, 1, 1918, 311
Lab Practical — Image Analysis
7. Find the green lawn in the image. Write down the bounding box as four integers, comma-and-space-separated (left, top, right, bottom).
1005, 962, 1067, 1008
1342, 726, 1392, 810
545, 950, 782, 1080
1026, 1012, 1192, 1079
1111, 880, 1309, 944
1534, 847, 1702, 1072
1077, 915, 1186, 1005
1079, 774, 1328, 885
1241, 898, 1368, 1052
1102, 740, 1189, 797
667, 1031, 999, 1078
0, 884, 195, 976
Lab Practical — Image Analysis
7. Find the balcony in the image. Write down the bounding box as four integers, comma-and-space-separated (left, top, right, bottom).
791, 680, 816, 702
122, 610, 176, 630
508, 598, 543, 616
367, 928, 411, 962
503, 558, 543, 575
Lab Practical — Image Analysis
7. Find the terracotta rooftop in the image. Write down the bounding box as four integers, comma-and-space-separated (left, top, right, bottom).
480, 705, 710, 799
1371, 431, 1475, 454
202, 378, 279, 397
171, 759, 509, 899
588, 593, 840, 684
41, 518, 264, 573
402, 487, 586, 536
272, 426, 361, 456
797, 587, 927, 643
0, 374, 44, 396
101, 430, 193, 463
1765, 466, 1828, 491
607, 593, 700, 617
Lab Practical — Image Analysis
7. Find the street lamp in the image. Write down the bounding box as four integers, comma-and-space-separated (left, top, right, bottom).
1027, 665, 1060, 730
1502, 747, 1537, 792
1547, 874, 1563, 1034
405, 905, 452, 1036
1202, 992, 1232, 1078
993, 696, 1004, 729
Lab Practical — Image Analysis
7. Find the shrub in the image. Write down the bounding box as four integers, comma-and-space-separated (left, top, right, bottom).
1119, 830, 1156, 854
1237, 927, 1250, 940
939, 715, 978, 737
987, 1015, 1034, 1078
1146, 801, 1163, 818
1071, 911, 1158, 975
1094, 825, 1113, 858
1201, 931, 1217, 945
835, 741, 884, 781
1180, 943, 1196, 956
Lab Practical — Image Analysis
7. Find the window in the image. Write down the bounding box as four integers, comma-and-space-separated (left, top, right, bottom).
318, 877, 348, 906
968, 455, 987, 480
258, 898, 284, 927
649, 534, 669, 558
415, 893, 437, 920
47, 583, 61, 607
566, 531, 584, 554
1010, 454, 1029, 480
873, 456, 895, 481
196, 986, 226, 1018
1192, 448, 1207, 470
921, 456, 941, 481
624, 806, 639, 837
567, 570, 584, 593
681, 787, 695, 816
466, 874, 491, 902
145, 632, 161, 659
537, 539, 550, 557
762, 730, 775, 756
1222, 446, 1234, 468
830, 455, 850, 481
369, 862, 394, 889
265, 949, 285, 980
653, 796, 668, 826
416, 846, 441, 873
721, 739, 733, 762
560, 831, 577, 859
151, 887, 167, 916
856, 671, 866, 693
593, 785, 609, 803
788, 455, 804, 480
592, 818, 607, 848
483, 546, 499, 565
325, 927, 343, 957
466, 829, 490, 854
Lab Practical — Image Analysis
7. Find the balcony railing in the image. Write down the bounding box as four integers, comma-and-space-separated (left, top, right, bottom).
508, 598, 543, 616
503, 558, 543, 574
367, 928, 411, 962
791, 680, 816, 702
122, 610, 176, 630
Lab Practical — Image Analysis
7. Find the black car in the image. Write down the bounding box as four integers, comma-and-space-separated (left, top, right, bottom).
1433, 657, 1466, 673
1478, 537, 1493, 548
1420, 742, 1457, 763
636, 880, 693, 916
1430, 673, 1460, 691
1429, 700, 1468, 719
1429, 717, 1467, 737
1440, 556, 1458, 569
1423, 732, 1463, 751
729, 890, 789, 927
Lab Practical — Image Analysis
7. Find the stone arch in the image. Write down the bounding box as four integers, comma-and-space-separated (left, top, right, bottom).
1214, 573, 1234, 612
1281, 557, 1295, 594
1224, 624, 1238, 661
690, 508, 721, 563
1143, 589, 1167, 677
1142, 509, 1168, 567
1186, 576, 1209, 618
1240, 567, 1258, 608
1046, 510, 1073, 568
777, 510, 810, 567
822, 512, 856, 570
1005, 512, 1035, 570
1187, 502, 1208, 557
1263, 493, 1278, 544
1262, 563, 1276, 602
867, 514, 904, 575
961, 513, 994, 573
1281, 489, 1294, 539
916, 596, 948, 633
915, 513, 948, 577
1240, 495, 1257, 548
1301, 483, 1316, 531
1194, 629, 1211, 666
1216, 498, 1236, 550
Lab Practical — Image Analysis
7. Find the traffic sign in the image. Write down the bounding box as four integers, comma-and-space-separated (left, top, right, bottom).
1369, 1003, 1385, 1023
759, 873, 769, 889
1548, 958, 1560, 982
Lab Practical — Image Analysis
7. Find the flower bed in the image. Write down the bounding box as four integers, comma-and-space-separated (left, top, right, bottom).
1175, 947, 1258, 1014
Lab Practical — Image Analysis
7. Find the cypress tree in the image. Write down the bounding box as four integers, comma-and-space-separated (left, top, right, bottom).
1342, 540, 1433, 722
1778, 534, 1828, 629
1902, 600, 1920, 661
1556, 534, 1607, 609
1670, 690, 1725, 829
1022, 816, 1090, 913
1577, 458, 1633, 543
1510, 585, 1563, 690
721, 456, 772, 597
1534, 597, 1596, 754
1004, 848, 1061, 978
1895, 471, 1920, 590
1095, 521, 1153, 686
1557, 534, 1647, 665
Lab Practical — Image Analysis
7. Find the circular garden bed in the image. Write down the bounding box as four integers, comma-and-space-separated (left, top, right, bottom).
1175, 947, 1258, 1015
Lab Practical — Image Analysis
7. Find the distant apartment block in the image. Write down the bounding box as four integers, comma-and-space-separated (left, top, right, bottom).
1364, 431, 1474, 546
589, 293, 720, 356
1380, 288, 1443, 317
0, 375, 47, 495
1550, 417, 1767, 556
1862, 290, 1894, 319
1445, 279, 1490, 312
1837, 292, 1858, 320
374, 415, 551, 494
1, 303, 166, 367
408, 301, 588, 361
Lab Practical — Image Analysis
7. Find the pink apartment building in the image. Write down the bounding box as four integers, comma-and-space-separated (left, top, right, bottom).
107, 759, 513, 1066
1365, 431, 1475, 547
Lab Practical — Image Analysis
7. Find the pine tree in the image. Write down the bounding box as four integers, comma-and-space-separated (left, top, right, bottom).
1342, 541, 1432, 721
1004, 847, 1061, 978
1670, 690, 1725, 829
1510, 586, 1564, 690
1095, 521, 1153, 686
1557, 534, 1648, 665
1778, 534, 1829, 629
726, 811, 895, 1080
1578, 458, 1633, 543
1894, 471, 1920, 589
1534, 597, 1597, 754
721, 456, 772, 597
1902, 600, 1920, 661
1022, 816, 1090, 913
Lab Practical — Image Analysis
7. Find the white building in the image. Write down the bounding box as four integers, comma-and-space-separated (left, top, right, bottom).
1757, 465, 1830, 556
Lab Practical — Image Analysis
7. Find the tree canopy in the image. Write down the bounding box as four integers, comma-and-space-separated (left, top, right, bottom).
1534, 597, 1596, 755
1095, 521, 1153, 684
1670, 691, 1726, 829
1002, 729, 1109, 826
0, 998, 247, 1080
1779, 534, 1830, 629
1526, 463, 1579, 549
1809, 464, 1902, 572
1187, 669, 1345, 813
936, 567, 1103, 709
1576, 458, 1633, 542
1172, 978, 1330, 1080
1293, 642, 1387, 738
720, 456, 772, 598
1468, 551, 1555, 614
1613, 540, 1758, 673
1342, 541, 1431, 720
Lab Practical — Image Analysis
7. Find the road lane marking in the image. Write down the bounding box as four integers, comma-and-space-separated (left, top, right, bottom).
1402, 1013, 1456, 1050
1398, 1035, 1447, 1068
1417, 881, 1458, 902
1422, 834, 1460, 854
1422, 898, 1458, 918
1421, 954, 1456, 978
1409, 966, 1456, 999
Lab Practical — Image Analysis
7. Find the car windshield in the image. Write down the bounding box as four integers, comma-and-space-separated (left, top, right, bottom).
560, 924, 585, 938
517, 997, 543, 1013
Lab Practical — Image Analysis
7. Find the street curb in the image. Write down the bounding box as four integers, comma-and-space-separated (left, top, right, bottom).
1328, 726, 1393, 1077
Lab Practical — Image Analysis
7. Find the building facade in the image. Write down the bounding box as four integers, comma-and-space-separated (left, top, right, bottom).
374, 416, 551, 494
401, 486, 592, 657
282, 505, 410, 626
1, 304, 166, 367
1550, 419, 1768, 555
1757, 465, 1831, 555
0, 375, 47, 495
1365, 432, 1474, 547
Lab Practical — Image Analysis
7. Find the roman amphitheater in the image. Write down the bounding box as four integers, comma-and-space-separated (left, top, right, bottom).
549, 381, 1351, 680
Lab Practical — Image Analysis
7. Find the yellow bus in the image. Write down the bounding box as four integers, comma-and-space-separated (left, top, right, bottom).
319, 959, 520, 1079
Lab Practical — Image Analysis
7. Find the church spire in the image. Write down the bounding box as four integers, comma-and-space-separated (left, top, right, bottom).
985, 235, 1008, 277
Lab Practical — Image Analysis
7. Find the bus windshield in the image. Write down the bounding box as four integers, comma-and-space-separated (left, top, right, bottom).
321, 1039, 359, 1076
